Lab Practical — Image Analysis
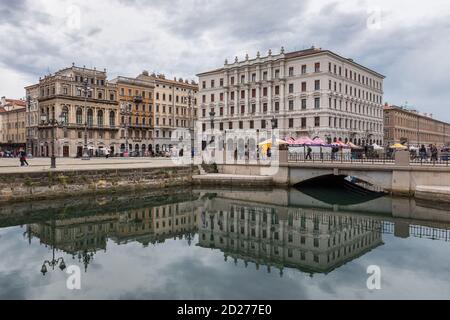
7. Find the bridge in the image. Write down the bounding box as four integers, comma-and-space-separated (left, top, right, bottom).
211, 150, 450, 199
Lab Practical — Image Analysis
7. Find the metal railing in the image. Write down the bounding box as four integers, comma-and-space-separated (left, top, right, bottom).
288, 152, 449, 166
288, 152, 395, 164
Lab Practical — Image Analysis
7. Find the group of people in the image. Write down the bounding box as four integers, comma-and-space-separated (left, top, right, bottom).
418, 144, 439, 161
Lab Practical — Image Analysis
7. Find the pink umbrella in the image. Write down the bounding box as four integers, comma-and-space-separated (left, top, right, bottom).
292, 136, 315, 145
312, 138, 327, 146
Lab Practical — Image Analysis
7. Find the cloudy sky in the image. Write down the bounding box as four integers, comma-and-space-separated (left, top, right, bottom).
1, 0, 449, 121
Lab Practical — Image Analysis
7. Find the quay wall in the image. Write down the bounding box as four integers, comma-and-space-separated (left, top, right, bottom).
0, 166, 198, 203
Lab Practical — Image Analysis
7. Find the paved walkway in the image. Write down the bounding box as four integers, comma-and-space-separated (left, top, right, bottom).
0, 157, 186, 173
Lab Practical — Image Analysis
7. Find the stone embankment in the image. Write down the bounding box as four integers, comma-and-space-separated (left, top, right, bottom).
0, 166, 198, 203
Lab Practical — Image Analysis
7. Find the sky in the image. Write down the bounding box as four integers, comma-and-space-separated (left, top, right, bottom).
0, 0, 449, 121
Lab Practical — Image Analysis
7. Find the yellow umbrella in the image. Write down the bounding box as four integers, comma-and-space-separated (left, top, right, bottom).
258, 139, 288, 155
390, 143, 407, 150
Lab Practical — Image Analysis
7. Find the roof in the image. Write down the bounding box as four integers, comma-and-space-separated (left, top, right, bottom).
197, 47, 385, 79
0, 107, 6, 113
5, 99, 26, 107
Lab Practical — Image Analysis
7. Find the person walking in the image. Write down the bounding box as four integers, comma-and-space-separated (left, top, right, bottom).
105, 149, 110, 159
306, 146, 312, 160
19, 150, 29, 166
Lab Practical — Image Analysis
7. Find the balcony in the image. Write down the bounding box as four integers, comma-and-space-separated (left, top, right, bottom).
133, 95, 143, 103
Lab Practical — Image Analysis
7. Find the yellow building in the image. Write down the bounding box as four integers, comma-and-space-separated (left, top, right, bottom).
0, 97, 27, 154
136, 72, 198, 154
110, 75, 155, 155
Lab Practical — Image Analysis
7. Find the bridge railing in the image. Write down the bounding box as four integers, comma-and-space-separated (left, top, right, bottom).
288, 152, 395, 164
288, 153, 449, 166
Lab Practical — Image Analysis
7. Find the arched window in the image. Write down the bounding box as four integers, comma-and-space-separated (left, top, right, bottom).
97, 110, 104, 126
76, 108, 83, 124
87, 109, 93, 126
62, 106, 69, 124
109, 111, 115, 127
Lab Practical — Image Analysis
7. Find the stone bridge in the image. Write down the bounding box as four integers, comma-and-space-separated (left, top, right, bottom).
216, 151, 450, 197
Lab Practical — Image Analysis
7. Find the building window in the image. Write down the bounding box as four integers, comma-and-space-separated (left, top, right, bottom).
315, 98, 320, 109
301, 65, 307, 74
288, 84, 294, 94
301, 118, 306, 129
249, 120, 254, 129
274, 69, 280, 78
261, 120, 266, 129
289, 100, 294, 111
315, 62, 320, 73
275, 86, 280, 95
301, 82, 307, 92
301, 99, 307, 110
289, 118, 294, 128
289, 67, 294, 76
315, 80, 320, 91
314, 116, 320, 127
263, 87, 268, 96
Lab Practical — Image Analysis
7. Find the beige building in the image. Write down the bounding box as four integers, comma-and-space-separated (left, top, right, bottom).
29, 65, 119, 157
0, 97, 27, 153
139, 72, 198, 154
384, 104, 450, 147
110, 74, 155, 156
24, 84, 40, 156
197, 47, 385, 147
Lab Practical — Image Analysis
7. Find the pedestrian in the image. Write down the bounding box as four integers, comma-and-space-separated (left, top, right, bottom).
419, 144, 427, 160
105, 149, 110, 159
306, 146, 312, 160
431, 144, 438, 162
19, 150, 29, 166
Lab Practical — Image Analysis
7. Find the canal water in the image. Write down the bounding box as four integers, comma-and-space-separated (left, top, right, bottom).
0, 186, 450, 300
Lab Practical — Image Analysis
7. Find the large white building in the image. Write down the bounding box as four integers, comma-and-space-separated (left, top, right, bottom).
197, 47, 385, 146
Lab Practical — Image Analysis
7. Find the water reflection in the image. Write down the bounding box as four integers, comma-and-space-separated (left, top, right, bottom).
1, 187, 450, 299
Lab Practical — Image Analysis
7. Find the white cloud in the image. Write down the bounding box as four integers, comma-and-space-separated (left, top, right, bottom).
1, 0, 449, 121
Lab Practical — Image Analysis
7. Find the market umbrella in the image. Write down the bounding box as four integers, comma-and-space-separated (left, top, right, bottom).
390, 143, 408, 150
372, 143, 384, 151
258, 138, 288, 155
347, 142, 362, 149
312, 138, 327, 146
291, 136, 315, 146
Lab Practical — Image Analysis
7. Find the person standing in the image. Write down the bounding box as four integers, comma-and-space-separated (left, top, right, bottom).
105, 149, 110, 159
431, 145, 438, 162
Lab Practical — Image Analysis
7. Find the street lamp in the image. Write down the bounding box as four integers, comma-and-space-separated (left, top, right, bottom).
209, 110, 216, 144
26, 95, 32, 157
122, 103, 132, 157
41, 112, 66, 169
82, 78, 92, 160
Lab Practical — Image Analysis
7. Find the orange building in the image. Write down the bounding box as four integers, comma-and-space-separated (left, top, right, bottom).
384, 104, 450, 147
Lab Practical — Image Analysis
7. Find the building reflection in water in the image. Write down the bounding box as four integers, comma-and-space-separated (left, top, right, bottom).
22, 188, 450, 277
26, 197, 200, 275
198, 203, 384, 277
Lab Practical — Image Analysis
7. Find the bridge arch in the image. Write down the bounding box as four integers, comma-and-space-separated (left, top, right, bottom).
289, 167, 392, 192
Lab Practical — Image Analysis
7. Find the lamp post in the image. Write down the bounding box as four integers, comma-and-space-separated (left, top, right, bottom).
41, 112, 66, 169
209, 110, 216, 143
122, 103, 132, 157
40, 220, 67, 276
82, 78, 92, 160
26, 95, 32, 157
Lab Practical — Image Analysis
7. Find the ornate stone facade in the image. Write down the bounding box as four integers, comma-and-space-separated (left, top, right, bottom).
197, 47, 385, 146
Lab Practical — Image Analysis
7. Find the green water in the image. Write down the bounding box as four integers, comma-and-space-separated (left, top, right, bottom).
0, 187, 450, 300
